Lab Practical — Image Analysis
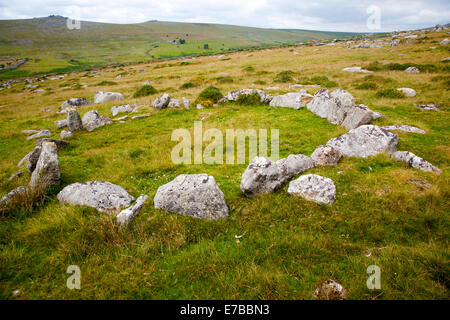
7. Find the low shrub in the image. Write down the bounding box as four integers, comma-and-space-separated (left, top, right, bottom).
180, 81, 199, 89
197, 86, 222, 103
132, 84, 158, 98
274, 70, 294, 83
375, 88, 405, 98
236, 93, 261, 105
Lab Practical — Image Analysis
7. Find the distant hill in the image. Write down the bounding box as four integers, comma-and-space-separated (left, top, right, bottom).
0, 15, 363, 78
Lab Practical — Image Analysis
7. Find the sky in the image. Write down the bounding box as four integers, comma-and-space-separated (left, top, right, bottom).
0, 0, 448, 32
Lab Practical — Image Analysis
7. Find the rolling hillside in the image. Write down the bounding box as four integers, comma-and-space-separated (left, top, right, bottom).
0, 16, 362, 78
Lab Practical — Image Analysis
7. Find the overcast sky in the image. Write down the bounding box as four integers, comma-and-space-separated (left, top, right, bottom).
0, 0, 448, 32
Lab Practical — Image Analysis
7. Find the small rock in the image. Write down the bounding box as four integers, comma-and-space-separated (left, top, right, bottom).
342, 66, 372, 73
111, 104, 132, 116
8, 170, 23, 182
439, 38, 449, 45
381, 125, 425, 134
404, 66, 420, 73
67, 108, 83, 131
397, 88, 416, 97
131, 113, 150, 120
82, 110, 112, 132
182, 97, 190, 109
152, 93, 170, 109
311, 145, 342, 166
26, 130, 51, 140
269, 90, 313, 109
414, 103, 439, 111
0, 186, 28, 207
314, 279, 346, 300
287, 174, 336, 205
116, 195, 149, 226
55, 119, 68, 128
60, 130, 73, 139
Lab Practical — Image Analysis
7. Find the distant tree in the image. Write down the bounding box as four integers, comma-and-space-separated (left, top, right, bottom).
179, 39, 186, 44
204, 44, 209, 49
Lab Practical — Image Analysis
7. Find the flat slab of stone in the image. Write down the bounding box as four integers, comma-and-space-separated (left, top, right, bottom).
154, 174, 228, 220
382, 125, 425, 134
111, 104, 132, 116
61, 98, 93, 111
391, 151, 441, 174
288, 174, 336, 205
327, 125, 398, 158
57, 181, 135, 213
26, 130, 51, 140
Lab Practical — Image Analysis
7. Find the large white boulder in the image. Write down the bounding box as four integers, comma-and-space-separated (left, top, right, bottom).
94, 91, 124, 104
57, 181, 135, 213
326, 125, 398, 158
154, 174, 228, 220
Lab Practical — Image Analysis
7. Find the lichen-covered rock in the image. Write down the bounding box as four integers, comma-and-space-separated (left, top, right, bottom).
276, 154, 314, 179
116, 195, 149, 226
327, 125, 398, 158
391, 151, 441, 174
61, 97, 93, 111
0, 186, 28, 207
182, 97, 190, 109
57, 181, 135, 213
342, 66, 372, 73
82, 110, 112, 132
111, 104, 132, 116
397, 88, 416, 97
152, 93, 170, 109
287, 174, 336, 205
381, 125, 425, 134
405, 66, 420, 74
67, 108, 83, 131
168, 99, 181, 108
227, 89, 269, 103
307, 89, 353, 125
314, 279, 346, 300
154, 174, 228, 220
341, 104, 374, 130
55, 119, 68, 128
94, 91, 124, 104
60, 130, 73, 139
311, 145, 342, 166
240, 155, 313, 196
29, 141, 60, 189
240, 157, 286, 196
26, 130, 51, 140
269, 90, 313, 109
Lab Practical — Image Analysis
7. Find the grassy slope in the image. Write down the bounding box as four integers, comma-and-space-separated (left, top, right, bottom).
0, 16, 360, 78
0, 30, 449, 299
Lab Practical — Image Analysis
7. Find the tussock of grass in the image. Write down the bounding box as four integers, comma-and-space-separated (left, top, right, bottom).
96, 81, 118, 86
375, 88, 405, 98
274, 70, 294, 83
235, 92, 261, 105
132, 84, 158, 98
